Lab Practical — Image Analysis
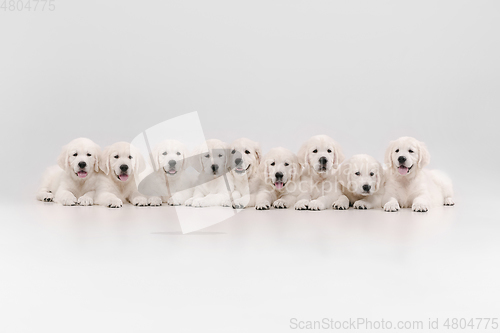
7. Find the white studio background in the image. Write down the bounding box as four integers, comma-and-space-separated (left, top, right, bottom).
1, 1, 500, 333
0, 0, 498, 201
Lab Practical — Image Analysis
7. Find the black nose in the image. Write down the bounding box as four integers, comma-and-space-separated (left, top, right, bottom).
398, 156, 406, 164
235, 158, 242, 165
275, 172, 283, 180
168, 160, 176, 167
362, 184, 371, 192
319, 156, 327, 165
211, 164, 219, 172
78, 161, 86, 169
120, 164, 129, 172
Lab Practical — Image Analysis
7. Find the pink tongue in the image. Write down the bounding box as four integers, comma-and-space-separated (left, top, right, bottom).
77, 171, 87, 178
119, 174, 129, 181
275, 182, 284, 189
169, 170, 176, 174
398, 166, 409, 175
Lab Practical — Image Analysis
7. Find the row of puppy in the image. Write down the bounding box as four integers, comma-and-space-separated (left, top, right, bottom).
37, 135, 455, 212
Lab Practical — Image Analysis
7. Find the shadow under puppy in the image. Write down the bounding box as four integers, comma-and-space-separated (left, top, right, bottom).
185, 139, 235, 207
228, 138, 262, 208
37, 137, 101, 206
294, 135, 344, 210
382, 136, 455, 212
334, 154, 385, 210
255, 147, 301, 209
142, 139, 194, 206
95, 142, 149, 208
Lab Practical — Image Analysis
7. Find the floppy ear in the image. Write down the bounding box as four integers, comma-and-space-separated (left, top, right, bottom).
190, 144, 205, 173
93, 145, 101, 173
417, 141, 431, 168
333, 143, 345, 169
258, 159, 268, 181
254, 145, 262, 164
151, 145, 162, 172
131, 146, 146, 174
57, 145, 69, 170
297, 142, 308, 168
384, 140, 396, 169
99, 147, 110, 175
375, 162, 385, 192
337, 160, 349, 188
181, 147, 189, 171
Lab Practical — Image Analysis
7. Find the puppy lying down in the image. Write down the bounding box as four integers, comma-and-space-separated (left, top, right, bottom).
255, 147, 301, 209
94, 142, 149, 208
334, 154, 385, 210
37, 138, 101, 206
382, 136, 454, 212
228, 138, 262, 208
140, 139, 194, 206
185, 139, 235, 207
294, 135, 344, 210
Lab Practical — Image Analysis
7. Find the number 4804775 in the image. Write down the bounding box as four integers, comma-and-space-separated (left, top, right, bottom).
1, 0, 56, 11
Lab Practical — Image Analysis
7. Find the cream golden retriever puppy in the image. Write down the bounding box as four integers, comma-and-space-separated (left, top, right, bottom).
228, 138, 262, 208
144, 139, 194, 206
294, 135, 345, 210
255, 147, 301, 210
95, 142, 148, 208
185, 139, 235, 207
334, 154, 385, 210
36, 138, 101, 206
382, 136, 455, 212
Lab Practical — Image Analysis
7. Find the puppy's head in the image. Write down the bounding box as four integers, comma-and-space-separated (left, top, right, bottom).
338, 154, 384, 196
260, 147, 300, 191
384, 136, 430, 176
191, 139, 229, 177
57, 138, 100, 180
100, 142, 146, 183
297, 135, 344, 174
229, 138, 261, 177
152, 140, 189, 177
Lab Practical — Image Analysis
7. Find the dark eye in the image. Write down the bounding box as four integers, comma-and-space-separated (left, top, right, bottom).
395, 149, 399, 153
313, 149, 318, 153
370, 172, 374, 176
231, 149, 236, 154
177, 152, 181, 156
73, 153, 78, 157
219, 154, 223, 158
408, 149, 414, 153
355, 172, 360, 176
129, 155, 133, 159
245, 150, 250, 154
87, 153, 91, 157
327, 149, 332, 153
284, 163, 289, 166
162, 152, 167, 155
271, 162, 275, 166
114, 155, 119, 159
205, 154, 210, 158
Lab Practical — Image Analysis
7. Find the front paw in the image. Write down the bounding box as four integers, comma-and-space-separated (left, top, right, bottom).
222, 198, 232, 207
412, 202, 429, 212
384, 201, 400, 212
294, 199, 309, 210
444, 197, 455, 206
40, 192, 54, 202
333, 198, 349, 210
184, 198, 194, 206
308, 200, 326, 211
167, 196, 183, 206
107, 198, 123, 208
232, 198, 248, 209
192, 198, 205, 207
272, 198, 289, 209
78, 196, 93, 206
131, 196, 148, 207
148, 196, 162, 206
255, 201, 270, 210
60, 193, 77, 206
353, 200, 369, 210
